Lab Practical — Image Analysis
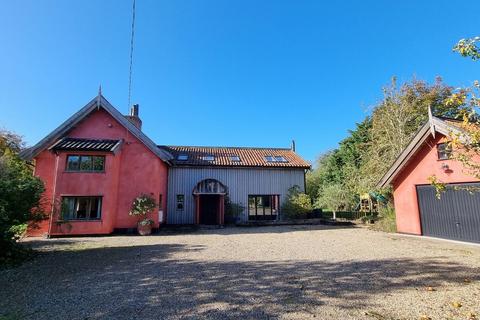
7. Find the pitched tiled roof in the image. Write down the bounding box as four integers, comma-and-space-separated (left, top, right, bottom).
19, 94, 173, 162
49, 138, 122, 152
158, 145, 311, 168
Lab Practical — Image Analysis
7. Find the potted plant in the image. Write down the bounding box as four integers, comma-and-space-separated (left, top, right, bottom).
129, 194, 157, 236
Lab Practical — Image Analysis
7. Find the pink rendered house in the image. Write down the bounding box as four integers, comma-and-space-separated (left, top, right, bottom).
21, 93, 172, 236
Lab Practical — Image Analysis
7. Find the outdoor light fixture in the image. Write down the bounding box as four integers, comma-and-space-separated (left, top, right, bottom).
441, 163, 450, 171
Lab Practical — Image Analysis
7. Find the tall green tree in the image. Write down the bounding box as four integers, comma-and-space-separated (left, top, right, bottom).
0, 129, 45, 264
315, 183, 355, 220
361, 77, 466, 191
308, 77, 466, 209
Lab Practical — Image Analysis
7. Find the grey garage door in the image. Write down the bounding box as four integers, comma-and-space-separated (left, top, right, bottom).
417, 184, 480, 243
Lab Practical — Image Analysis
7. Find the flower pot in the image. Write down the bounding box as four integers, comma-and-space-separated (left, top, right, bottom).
137, 222, 152, 236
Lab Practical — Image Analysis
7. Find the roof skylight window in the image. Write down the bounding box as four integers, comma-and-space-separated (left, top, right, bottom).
201, 155, 215, 161
265, 155, 289, 163
274, 156, 288, 163
177, 154, 188, 161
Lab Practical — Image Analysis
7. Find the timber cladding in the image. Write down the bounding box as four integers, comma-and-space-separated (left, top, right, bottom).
166, 167, 306, 224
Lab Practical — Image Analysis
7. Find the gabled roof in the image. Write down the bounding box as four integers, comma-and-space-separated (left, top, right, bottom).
49, 138, 122, 153
377, 113, 464, 188
19, 94, 173, 162
159, 145, 311, 169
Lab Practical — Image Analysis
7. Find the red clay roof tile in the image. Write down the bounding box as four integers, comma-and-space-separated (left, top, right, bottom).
158, 145, 310, 168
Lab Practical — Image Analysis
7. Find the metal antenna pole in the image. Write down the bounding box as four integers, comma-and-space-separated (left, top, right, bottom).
127, 0, 136, 111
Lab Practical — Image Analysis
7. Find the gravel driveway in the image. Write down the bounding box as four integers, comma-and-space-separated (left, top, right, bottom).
1, 225, 479, 320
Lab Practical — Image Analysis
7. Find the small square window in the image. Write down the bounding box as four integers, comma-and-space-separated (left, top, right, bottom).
201, 155, 215, 161
437, 143, 452, 160
230, 155, 241, 162
177, 154, 188, 161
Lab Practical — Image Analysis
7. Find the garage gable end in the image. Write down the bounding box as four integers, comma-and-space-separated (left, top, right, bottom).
377, 115, 464, 189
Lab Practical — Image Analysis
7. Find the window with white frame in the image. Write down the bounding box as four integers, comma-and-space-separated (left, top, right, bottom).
437, 143, 452, 160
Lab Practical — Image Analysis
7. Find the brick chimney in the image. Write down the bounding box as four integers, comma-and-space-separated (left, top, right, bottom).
125, 104, 142, 130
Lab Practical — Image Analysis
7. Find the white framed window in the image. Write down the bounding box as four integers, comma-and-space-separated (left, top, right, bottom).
437, 143, 452, 160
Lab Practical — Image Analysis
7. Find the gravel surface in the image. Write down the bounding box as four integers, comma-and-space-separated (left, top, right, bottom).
1, 225, 479, 320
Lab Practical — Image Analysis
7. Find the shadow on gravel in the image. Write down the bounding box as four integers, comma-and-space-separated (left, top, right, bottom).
1, 241, 479, 320
158, 223, 357, 236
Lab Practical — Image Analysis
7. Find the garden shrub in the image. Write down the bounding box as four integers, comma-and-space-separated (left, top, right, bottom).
0, 131, 46, 265
224, 195, 244, 224
281, 185, 313, 219
371, 202, 396, 233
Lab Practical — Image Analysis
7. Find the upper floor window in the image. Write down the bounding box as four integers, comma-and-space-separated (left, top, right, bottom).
230, 155, 241, 162
66, 155, 105, 172
437, 143, 452, 160
61, 196, 102, 220
201, 155, 215, 161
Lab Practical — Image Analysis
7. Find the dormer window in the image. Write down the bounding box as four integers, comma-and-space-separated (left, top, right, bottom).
437, 143, 452, 160
177, 154, 188, 161
201, 155, 215, 161
230, 155, 241, 162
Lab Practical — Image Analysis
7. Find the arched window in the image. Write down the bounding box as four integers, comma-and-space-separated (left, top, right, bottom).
193, 179, 227, 195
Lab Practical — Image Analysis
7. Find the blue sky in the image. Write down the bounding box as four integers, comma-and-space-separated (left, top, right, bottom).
0, 1, 479, 162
